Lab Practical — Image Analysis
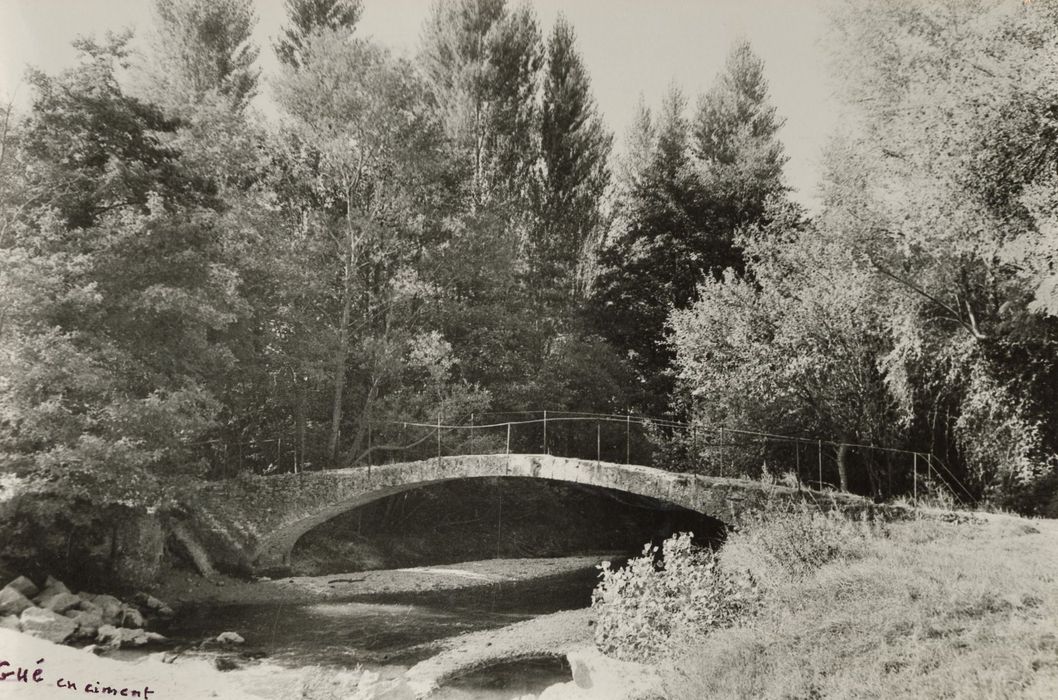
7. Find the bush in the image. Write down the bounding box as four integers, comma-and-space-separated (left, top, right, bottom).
591, 532, 758, 662
725, 499, 882, 582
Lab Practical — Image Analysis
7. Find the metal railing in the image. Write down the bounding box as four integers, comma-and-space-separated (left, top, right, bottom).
194, 409, 973, 505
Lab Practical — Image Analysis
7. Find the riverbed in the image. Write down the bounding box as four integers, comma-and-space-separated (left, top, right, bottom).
155, 555, 618, 698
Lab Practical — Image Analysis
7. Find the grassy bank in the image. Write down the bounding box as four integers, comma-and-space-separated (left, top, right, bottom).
657, 510, 1058, 699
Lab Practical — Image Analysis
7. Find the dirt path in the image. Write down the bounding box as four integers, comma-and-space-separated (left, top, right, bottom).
155, 554, 618, 608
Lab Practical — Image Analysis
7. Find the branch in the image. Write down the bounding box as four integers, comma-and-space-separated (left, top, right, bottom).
869, 257, 988, 341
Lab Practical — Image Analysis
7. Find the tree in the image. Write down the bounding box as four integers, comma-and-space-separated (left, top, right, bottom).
273, 27, 477, 465
692, 39, 787, 261
419, 0, 542, 211
533, 15, 612, 302
144, 0, 260, 113
669, 202, 901, 492
819, 0, 1058, 507
0, 36, 245, 502
591, 87, 712, 413
275, 0, 363, 69
592, 41, 787, 416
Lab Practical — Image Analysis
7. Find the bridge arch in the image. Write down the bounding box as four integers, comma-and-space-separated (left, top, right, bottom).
236, 454, 800, 574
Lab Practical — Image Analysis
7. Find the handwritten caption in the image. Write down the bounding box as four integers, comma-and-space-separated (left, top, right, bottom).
1, 657, 155, 697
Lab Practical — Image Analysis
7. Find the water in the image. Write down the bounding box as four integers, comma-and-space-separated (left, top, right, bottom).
163, 563, 607, 696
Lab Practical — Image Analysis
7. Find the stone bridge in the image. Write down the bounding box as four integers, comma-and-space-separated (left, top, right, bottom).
178, 454, 878, 576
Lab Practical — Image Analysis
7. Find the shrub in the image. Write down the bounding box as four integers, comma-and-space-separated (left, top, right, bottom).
724, 498, 883, 583
591, 532, 758, 662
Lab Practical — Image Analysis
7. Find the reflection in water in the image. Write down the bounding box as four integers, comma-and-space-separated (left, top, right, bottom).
432, 657, 574, 700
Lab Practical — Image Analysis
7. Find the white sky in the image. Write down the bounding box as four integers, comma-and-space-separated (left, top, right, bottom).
0, 0, 842, 209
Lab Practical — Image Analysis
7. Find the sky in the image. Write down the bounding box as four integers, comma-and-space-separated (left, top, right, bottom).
0, 0, 842, 209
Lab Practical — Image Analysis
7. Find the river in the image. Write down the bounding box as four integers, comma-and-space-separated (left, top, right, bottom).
161, 560, 608, 698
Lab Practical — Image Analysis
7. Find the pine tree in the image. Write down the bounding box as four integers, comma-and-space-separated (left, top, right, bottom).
275, 0, 363, 68
592, 87, 706, 413
692, 39, 787, 237
146, 0, 260, 112
534, 15, 612, 301
592, 43, 787, 415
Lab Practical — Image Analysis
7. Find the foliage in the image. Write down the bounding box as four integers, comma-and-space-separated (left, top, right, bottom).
532, 16, 612, 302
819, 0, 1058, 504
725, 499, 881, 582
145, 0, 260, 113
592, 40, 787, 414
275, 0, 363, 69
591, 532, 758, 662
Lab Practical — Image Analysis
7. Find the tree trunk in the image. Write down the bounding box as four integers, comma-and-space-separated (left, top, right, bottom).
836, 441, 850, 492
296, 375, 306, 471
328, 218, 357, 466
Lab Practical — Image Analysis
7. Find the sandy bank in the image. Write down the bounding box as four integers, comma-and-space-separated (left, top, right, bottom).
155, 555, 615, 608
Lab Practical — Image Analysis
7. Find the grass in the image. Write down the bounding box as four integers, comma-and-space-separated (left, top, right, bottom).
660, 509, 1058, 699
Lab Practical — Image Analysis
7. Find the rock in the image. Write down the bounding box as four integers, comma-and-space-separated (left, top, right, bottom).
20, 606, 77, 644
66, 609, 105, 639
134, 593, 170, 612
6, 575, 38, 599
76, 598, 102, 614
216, 631, 244, 645
0, 586, 34, 616
33, 576, 70, 602
97, 624, 148, 649
214, 656, 240, 671
0, 614, 20, 631
85, 594, 124, 625
39, 591, 82, 614
118, 604, 145, 628
43, 575, 69, 592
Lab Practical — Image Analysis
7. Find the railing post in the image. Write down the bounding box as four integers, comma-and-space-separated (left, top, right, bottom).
913, 452, 918, 504
505, 422, 512, 475
366, 421, 372, 476
818, 439, 823, 489
795, 440, 801, 489
470, 412, 475, 450
277, 437, 282, 472
625, 412, 631, 464
596, 422, 601, 462
719, 426, 725, 477
543, 410, 548, 455
437, 411, 442, 466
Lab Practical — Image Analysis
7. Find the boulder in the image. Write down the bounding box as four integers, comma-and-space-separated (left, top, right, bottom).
0, 586, 34, 616
33, 575, 70, 602
97, 624, 148, 649
216, 631, 244, 645
20, 606, 77, 644
65, 609, 105, 639
39, 591, 82, 614
0, 614, 20, 631
6, 575, 38, 599
118, 604, 145, 628
136, 594, 174, 618
84, 594, 124, 625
